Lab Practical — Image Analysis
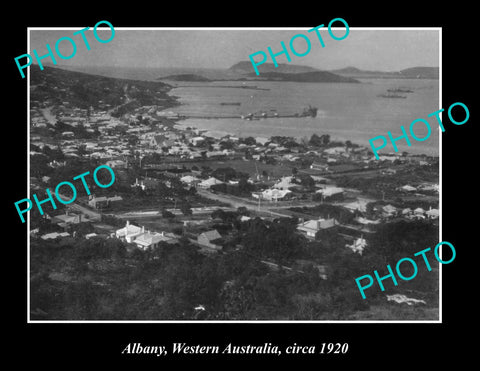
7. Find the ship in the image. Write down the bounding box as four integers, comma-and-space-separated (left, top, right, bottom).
220, 102, 242, 106
240, 106, 317, 120
387, 88, 413, 93
377, 93, 407, 99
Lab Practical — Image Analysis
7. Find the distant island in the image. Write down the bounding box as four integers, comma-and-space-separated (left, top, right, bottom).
331, 66, 439, 79
230, 61, 439, 80
156, 63, 360, 84
229, 61, 319, 74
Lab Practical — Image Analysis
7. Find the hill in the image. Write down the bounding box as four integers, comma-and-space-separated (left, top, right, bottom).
400, 67, 439, 79
229, 61, 319, 74
331, 66, 439, 79
331, 66, 402, 78
157, 73, 212, 82
246, 70, 360, 83
29, 64, 178, 114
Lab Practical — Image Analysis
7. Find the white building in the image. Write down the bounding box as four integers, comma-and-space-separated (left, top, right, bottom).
252, 188, 291, 201
198, 177, 224, 189
297, 218, 337, 238
115, 221, 144, 243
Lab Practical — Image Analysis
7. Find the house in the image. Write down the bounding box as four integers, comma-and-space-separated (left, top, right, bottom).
418, 183, 439, 193
297, 218, 337, 238
310, 175, 328, 184
344, 200, 368, 213
88, 195, 123, 209
378, 155, 399, 162
197, 230, 222, 250
180, 175, 200, 187
189, 152, 203, 159
252, 188, 292, 201
206, 151, 226, 158
382, 204, 398, 218
105, 159, 126, 169
401, 208, 413, 218
310, 162, 329, 172
381, 168, 397, 175
426, 207, 439, 219
315, 186, 344, 201
88, 196, 109, 209
324, 146, 346, 155
41, 232, 70, 240
108, 195, 123, 204
115, 221, 144, 243
413, 207, 425, 219
134, 231, 174, 250
346, 237, 367, 255
198, 177, 224, 189
354, 216, 380, 225
190, 136, 206, 146
52, 211, 85, 227
398, 185, 416, 192
255, 137, 269, 145
273, 176, 295, 190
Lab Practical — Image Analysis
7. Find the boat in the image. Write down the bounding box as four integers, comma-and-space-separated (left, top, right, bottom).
378, 93, 407, 99
240, 106, 318, 120
387, 88, 413, 93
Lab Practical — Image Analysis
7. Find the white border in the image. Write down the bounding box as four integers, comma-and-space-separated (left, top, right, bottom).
26, 26, 442, 324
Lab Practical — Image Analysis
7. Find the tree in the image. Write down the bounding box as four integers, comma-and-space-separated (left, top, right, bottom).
242, 137, 256, 146
237, 207, 249, 216
320, 134, 331, 146
298, 174, 315, 189
309, 134, 323, 147
366, 202, 376, 218
211, 208, 226, 220
219, 141, 234, 150
180, 201, 193, 216
212, 167, 237, 182
237, 177, 254, 196
162, 209, 175, 220
77, 144, 87, 156
370, 220, 438, 262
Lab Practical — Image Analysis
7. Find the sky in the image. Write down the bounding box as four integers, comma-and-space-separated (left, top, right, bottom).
28, 26, 440, 72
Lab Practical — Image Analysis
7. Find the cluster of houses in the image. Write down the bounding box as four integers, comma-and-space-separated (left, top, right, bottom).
114, 220, 177, 250
31, 99, 439, 171
113, 220, 224, 253
30, 95, 440, 267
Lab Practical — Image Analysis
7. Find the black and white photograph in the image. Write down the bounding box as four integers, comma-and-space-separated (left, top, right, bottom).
7, 6, 475, 364
26, 26, 441, 322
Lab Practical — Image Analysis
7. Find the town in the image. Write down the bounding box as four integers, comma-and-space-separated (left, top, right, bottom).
28, 65, 440, 321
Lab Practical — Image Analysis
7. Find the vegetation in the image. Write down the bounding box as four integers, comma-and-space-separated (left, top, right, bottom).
30, 216, 439, 320
30, 64, 178, 112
